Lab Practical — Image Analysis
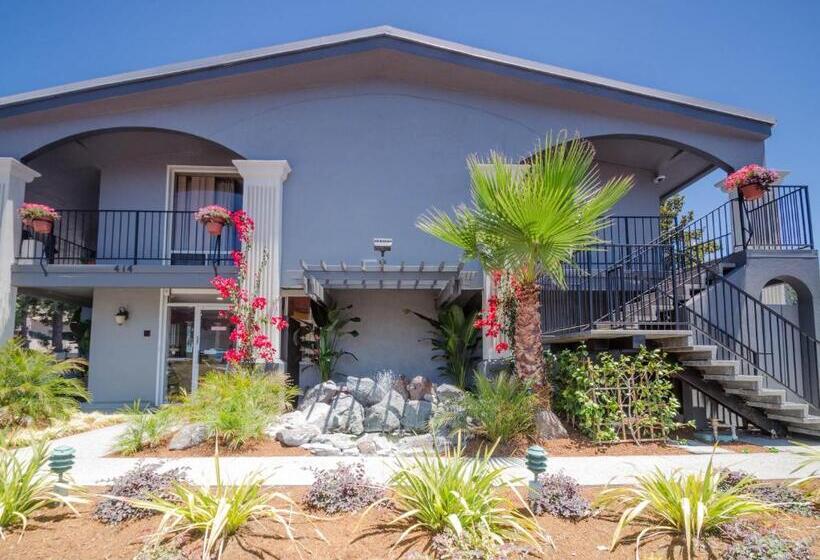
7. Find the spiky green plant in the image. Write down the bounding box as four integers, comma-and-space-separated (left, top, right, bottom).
417, 131, 632, 398
789, 441, 820, 504
0, 338, 90, 426
0, 439, 86, 537
363, 439, 547, 553
112, 402, 175, 456
129, 453, 313, 560
594, 456, 775, 559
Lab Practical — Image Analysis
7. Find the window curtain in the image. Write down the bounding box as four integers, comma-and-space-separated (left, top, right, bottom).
172, 174, 243, 258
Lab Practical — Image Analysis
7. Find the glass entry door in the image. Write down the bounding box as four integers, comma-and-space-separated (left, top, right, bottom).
165, 305, 231, 400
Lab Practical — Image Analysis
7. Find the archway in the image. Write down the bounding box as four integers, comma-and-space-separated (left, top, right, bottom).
761, 275, 815, 337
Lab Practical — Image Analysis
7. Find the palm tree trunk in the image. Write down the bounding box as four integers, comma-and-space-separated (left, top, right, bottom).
513, 281, 550, 408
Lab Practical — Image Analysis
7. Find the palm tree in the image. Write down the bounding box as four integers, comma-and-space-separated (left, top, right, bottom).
417, 131, 632, 406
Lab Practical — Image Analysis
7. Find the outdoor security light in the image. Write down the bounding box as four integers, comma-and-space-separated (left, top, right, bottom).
373, 237, 392, 263
114, 306, 130, 325
653, 174, 667, 184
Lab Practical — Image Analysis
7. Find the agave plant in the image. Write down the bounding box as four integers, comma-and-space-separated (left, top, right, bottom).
594, 455, 774, 559
0, 338, 90, 426
404, 304, 480, 389
417, 131, 632, 402
293, 300, 360, 382
0, 439, 86, 536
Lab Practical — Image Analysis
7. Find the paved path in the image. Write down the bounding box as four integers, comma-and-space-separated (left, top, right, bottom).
36, 424, 820, 487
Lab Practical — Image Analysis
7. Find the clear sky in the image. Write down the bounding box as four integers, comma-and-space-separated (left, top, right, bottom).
1, 0, 818, 223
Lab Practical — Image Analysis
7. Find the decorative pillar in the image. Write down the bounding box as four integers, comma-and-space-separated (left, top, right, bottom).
0, 158, 40, 343
232, 159, 291, 369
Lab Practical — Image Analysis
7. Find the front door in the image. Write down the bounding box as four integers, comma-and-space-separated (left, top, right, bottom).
164, 305, 231, 400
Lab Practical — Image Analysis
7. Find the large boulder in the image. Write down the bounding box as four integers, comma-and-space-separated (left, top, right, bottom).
311, 432, 358, 451
168, 424, 208, 450
326, 394, 365, 435
345, 375, 390, 406
436, 384, 464, 403
300, 381, 339, 409
276, 424, 321, 447
401, 400, 434, 431
356, 433, 394, 455
395, 433, 449, 454
406, 375, 435, 401
303, 402, 332, 431
535, 409, 569, 439
363, 389, 406, 433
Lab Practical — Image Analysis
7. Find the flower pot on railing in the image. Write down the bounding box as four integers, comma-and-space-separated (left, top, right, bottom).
31, 217, 55, 234
739, 182, 768, 201
722, 165, 779, 202
205, 218, 226, 237
19, 203, 60, 235
194, 205, 232, 237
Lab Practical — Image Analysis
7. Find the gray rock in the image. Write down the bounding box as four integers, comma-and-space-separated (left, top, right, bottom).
345, 376, 390, 406
406, 375, 434, 401
356, 433, 394, 455
341, 447, 361, 457
302, 402, 332, 431
276, 424, 320, 447
168, 424, 208, 450
535, 409, 568, 439
312, 432, 358, 450
395, 433, 449, 454
401, 399, 434, 431
326, 394, 365, 435
264, 410, 307, 439
363, 389, 406, 433
299, 381, 339, 409
436, 384, 465, 402
301, 442, 340, 456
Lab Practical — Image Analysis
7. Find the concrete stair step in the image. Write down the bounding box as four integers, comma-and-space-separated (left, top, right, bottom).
746, 401, 810, 417
663, 345, 716, 359
724, 387, 787, 403
787, 425, 820, 438
682, 360, 739, 373
702, 374, 762, 389
767, 414, 820, 426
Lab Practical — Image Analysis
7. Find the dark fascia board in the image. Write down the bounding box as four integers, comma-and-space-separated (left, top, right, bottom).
0, 26, 775, 135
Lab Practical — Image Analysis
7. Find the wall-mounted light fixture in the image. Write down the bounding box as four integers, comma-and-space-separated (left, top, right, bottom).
114, 306, 130, 325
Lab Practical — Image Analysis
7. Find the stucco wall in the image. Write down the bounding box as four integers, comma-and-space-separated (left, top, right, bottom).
88, 287, 162, 406
329, 289, 444, 381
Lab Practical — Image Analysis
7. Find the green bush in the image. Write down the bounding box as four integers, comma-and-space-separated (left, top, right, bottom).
548, 345, 683, 442
113, 402, 175, 456
0, 338, 90, 427
433, 371, 537, 443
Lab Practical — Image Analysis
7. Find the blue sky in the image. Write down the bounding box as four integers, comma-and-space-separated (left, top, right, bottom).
1, 0, 818, 222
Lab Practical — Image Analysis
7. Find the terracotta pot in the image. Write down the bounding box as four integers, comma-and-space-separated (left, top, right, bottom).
739, 183, 768, 201
31, 218, 54, 234
205, 219, 225, 236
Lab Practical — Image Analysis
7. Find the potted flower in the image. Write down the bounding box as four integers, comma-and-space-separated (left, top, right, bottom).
724, 164, 779, 201
194, 205, 232, 236
19, 203, 60, 234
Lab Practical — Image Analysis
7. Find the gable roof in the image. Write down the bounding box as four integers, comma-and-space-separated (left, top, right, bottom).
0, 26, 774, 134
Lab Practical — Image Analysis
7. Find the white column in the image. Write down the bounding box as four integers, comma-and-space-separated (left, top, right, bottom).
233, 159, 291, 369
0, 158, 40, 342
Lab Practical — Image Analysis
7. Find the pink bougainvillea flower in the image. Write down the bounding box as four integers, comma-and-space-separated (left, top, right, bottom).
251, 296, 267, 310
495, 341, 509, 353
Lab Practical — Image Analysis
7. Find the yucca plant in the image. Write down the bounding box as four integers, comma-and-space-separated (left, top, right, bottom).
364, 439, 547, 554
130, 453, 313, 560
0, 439, 85, 537
0, 338, 90, 426
594, 456, 775, 559
112, 401, 175, 455
789, 441, 820, 504
417, 131, 632, 400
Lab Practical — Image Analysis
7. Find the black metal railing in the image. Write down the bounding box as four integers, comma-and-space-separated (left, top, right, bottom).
16, 209, 239, 266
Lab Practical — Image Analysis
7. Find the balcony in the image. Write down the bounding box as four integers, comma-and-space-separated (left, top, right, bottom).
17, 209, 240, 267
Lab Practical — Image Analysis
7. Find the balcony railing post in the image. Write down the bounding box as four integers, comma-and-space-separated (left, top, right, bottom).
132, 211, 140, 265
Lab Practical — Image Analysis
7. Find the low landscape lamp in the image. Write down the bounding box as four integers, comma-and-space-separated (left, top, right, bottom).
114, 306, 129, 325
49, 445, 75, 496
525, 445, 548, 496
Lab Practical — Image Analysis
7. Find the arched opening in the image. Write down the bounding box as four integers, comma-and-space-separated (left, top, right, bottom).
761, 276, 815, 337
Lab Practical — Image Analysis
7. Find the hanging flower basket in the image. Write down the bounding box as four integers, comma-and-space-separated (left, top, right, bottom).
19, 203, 60, 234
194, 205, 232, 236
723, 165, 779, 201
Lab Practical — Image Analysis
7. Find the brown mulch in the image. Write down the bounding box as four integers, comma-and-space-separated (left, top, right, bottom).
0, 487, 816, 560
109, 437, 311, 458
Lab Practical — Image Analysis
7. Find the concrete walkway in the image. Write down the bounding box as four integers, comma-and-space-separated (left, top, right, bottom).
38, 424, 820, 487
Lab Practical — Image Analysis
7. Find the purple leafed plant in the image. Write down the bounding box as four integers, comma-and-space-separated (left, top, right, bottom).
94, 463, 188, 524
304, 462, 384, 514
529, 471, 590, 519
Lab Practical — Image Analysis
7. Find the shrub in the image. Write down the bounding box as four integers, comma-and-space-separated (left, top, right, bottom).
0, 439, 85, 536
720, 469, 814, 517
430, 529, 531, 560
528, 472, 590, 519
94, 463, 188, 524
723, 532, 812, 560
0, 338, 90, 427
130, 456, 307, 560
434, 371, 537, 443
594, 456, 774, 559
304, 462, 383, 514
367, 440, 547, 553
549, 345, 683, 443
113, 402, 175, 456
172, 370, 298, 449
789, 441, 820, 506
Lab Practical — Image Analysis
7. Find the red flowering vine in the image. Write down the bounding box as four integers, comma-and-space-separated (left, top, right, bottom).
210, 209, 287, 367
476, 270, 518, 354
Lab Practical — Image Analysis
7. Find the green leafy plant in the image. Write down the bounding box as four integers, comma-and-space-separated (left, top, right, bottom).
130, 454, 312, 560
0, 338, 90, 427
113, 402, 175, 456
548, 345, 684, 443
173, 370, 298, 449
452, 371, 538, 443
295, 300, 360, 382
789, 441, 820, 505
0, 439, 86, 536
364, 439, 547, 553
594, 455, 774, 559
404, 304, 480, 389
417, 131, 631, 399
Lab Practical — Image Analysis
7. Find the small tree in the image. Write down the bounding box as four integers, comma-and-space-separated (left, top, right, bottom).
418, 131, 631, 406
660, 194, 719, 261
